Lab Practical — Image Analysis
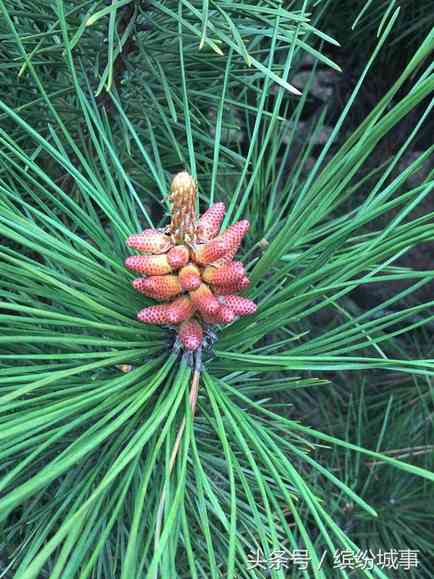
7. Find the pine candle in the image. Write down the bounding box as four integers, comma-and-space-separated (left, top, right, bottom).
125, 172, 256, 351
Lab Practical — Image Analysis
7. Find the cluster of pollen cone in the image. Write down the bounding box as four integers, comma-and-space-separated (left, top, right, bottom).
125, 172, 256, 351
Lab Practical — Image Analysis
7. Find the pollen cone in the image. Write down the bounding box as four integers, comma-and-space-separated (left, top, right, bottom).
202, 305, 235, 324
197, 202, 225, 242
167, 245, 190, 270
178, 264, 202, 291
127, 230, 172, 254
125, 254, 172, 275
212, 276, 250, 295
137, 303, 171, 325
202, 262, 245, 286
189, 283, 220, 316
166, 296, 195, 324
192, 239, 229, 266
133, 275, 182, 300
220, 295, 257, 316
178, 319, 203, 351
126, 175, 256, 350
193, 220, 249, 265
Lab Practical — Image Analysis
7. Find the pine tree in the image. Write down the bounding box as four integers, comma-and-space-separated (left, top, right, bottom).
0, 1, 433, 578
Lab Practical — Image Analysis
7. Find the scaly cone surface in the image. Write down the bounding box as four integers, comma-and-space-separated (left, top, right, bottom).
125, 171, 256, 351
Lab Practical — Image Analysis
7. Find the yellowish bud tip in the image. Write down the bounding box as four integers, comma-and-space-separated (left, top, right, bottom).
170, 171, 196, 195
169, 171, 197, 244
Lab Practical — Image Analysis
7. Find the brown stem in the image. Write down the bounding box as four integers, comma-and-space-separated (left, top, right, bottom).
168, 353, 202, 471
154, 348, 202, 562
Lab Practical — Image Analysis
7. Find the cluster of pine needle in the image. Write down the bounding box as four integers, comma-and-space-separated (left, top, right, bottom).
0, 1, 433, 578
